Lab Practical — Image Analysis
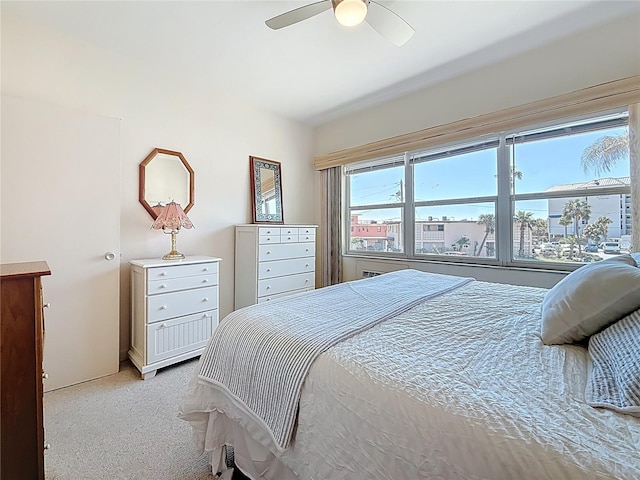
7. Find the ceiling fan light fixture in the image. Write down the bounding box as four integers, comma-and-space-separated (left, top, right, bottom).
332, 0, 368, 27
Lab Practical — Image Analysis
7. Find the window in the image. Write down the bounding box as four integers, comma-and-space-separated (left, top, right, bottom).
413, 140, 498, 259
344, 110, 631, 268
346, 155, 405, 253
510, 113, 630, 264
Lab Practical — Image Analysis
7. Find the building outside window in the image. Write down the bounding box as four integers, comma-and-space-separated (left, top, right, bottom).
345, 110, 631, 267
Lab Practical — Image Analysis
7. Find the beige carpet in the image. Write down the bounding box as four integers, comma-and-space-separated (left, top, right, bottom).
44, 359, 214, 480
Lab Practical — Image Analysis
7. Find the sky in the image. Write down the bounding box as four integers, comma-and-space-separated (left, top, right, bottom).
350, 125, 629, 222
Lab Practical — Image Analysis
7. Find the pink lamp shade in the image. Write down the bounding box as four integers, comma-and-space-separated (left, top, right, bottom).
151, 201, 194, 231
150, 201, 194, 260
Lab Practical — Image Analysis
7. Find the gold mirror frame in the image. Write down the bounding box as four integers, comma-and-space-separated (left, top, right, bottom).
250, 156, 284, 224
139, 148, 195, 220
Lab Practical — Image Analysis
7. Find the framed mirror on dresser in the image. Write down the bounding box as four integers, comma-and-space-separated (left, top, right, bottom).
250, 156, 284, 224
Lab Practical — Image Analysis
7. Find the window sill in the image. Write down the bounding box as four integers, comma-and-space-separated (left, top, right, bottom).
343, 251, 579, 274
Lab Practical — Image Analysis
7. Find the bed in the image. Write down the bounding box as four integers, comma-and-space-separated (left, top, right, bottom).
179, 259, 640, 480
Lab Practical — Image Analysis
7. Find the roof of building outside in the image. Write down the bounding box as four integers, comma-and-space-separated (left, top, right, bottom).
545, 176, 630, 192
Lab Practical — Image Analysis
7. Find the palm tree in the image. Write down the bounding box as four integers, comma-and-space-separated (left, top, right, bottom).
558, 215, 572, 238
514, 210, 535, 258
581, 132, 629, 176
564, 235, 578, 260
562, 199, 591, 255
532, 218, 548, 242
583, 216, 613, 245
475, 214, 495, 257
455, 235, 470, 252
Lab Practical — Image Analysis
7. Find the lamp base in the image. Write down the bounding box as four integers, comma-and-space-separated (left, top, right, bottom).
162, 230, 185, 260
162, 250, 185, 260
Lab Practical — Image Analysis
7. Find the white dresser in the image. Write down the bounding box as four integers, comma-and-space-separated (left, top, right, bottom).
128, 256, 221, 379
235, 225, 316, 309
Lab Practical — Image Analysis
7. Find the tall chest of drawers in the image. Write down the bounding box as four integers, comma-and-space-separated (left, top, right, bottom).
235, 225, 317, 309
128, 256, 221, 379
1, 261, 51, 480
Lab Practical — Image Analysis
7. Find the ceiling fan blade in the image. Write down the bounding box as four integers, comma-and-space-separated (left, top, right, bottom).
266, 1, 332, 30
366, 1, 415, 46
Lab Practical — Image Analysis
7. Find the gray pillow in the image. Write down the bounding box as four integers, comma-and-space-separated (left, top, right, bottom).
586, 308, 640, 417
541, 254, 640, 345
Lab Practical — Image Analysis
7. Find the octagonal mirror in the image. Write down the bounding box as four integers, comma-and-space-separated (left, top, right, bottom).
139, 148, 194, 219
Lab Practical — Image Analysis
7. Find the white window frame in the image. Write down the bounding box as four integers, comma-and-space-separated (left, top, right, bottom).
344, 109, 631, 270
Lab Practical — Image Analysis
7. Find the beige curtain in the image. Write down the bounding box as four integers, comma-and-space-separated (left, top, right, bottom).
321, 166, 342, 286
630, 103, 640, 252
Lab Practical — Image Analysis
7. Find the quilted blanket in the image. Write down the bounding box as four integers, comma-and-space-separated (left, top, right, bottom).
197, 269, 473, 450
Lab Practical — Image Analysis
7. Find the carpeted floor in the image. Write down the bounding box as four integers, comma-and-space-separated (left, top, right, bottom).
43, 359, 219, 480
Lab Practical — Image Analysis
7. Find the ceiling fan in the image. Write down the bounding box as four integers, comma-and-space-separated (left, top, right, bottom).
265, 0, 415, 46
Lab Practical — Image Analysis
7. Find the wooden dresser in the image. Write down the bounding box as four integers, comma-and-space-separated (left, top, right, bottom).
128, 256, 221, 379
235, 224, 316, 309
1, 261, 51, 480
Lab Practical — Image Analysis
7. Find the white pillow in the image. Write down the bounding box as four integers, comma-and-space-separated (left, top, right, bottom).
586, 308, 640, 417
541, 254, 640, 345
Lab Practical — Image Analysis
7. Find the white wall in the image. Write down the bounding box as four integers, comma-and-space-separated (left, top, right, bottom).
315, 14, 640, 155
314, 13, 640, 286
1, 13, 317, 359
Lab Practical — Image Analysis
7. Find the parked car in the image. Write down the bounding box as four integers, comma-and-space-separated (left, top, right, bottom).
584, 244, 598, 252
602, 242, 621, 254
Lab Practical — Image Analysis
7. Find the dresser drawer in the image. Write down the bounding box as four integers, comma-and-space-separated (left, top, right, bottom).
148, 273, 217, 295
280, 233, 299, 243
147, 286, 218, 323
257, 287, 313, 303
259, 242, 314, 261
258, 271, 314, 297
259, 257, 314, 279
298, 227, 314, 235
259, 234, 281, 244
259, 226, 281, 236
146, 309, 218, 364
298, 232, 315, 243
147, 262, 218, 281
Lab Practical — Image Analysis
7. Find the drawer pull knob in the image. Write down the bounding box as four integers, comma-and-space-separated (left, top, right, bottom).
203, 279, 209, 283
266, 286, 271, 290
305, 264, 309, 267
203, 297, 209, 302
267, 251, 271, 255
42, 373, 49, 379
305, 249, 309, 252
266, 298, 270, 301
305, 279, 309, 283
159, 305, 167, 310
203, 267, 209, 271
266, 268, 271, 272
160, 272, 167, 277
287, 237, 291, 240
160, 323, 166, 328
159, 284, 167, 289
267, 237, 271, 241
44, 303, 51, 308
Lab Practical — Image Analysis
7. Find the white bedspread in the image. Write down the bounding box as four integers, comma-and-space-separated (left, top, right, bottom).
196, 269, 473, 451
180, 279, 640, 479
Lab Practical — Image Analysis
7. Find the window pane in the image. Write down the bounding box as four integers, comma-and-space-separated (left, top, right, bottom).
414, 147, 496, 202
515, 194, 632, 264
415, 203, 496, 258
512, 125, 629, 195
349, 166, 404, 206
349, 209, 403, 253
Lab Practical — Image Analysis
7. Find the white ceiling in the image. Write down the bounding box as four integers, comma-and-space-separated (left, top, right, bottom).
2, 0, 638, 125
